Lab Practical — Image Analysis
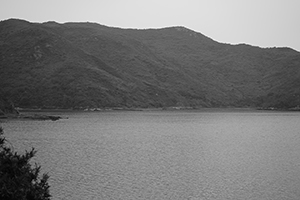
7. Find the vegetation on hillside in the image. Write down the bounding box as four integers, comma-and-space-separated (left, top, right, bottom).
1, 19, 300, 109
0, 127, 51, 199
0, 93, 19, 116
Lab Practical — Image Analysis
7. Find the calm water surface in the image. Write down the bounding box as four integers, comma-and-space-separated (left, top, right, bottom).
2, 110, 300, 200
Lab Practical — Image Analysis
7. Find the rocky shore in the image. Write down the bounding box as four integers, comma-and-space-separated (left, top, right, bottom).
0, 112, 62, 121
0, 96, 62, 121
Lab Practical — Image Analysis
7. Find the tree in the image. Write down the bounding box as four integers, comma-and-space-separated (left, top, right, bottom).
0, 127, 51, 200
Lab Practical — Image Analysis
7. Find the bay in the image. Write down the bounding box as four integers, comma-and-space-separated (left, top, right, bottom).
2, 110, 300, 200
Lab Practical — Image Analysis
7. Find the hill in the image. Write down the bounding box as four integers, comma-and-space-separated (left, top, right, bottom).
0, 94, 19, 116
1, 19, 300, 109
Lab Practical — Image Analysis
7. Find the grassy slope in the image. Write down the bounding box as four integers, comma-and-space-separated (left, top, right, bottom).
1, 19, 300, 109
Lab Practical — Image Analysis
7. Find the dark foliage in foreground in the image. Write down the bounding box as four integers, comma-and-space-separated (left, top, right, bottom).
0, 127, 51, 200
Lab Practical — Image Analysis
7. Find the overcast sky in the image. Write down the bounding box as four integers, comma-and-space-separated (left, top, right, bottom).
1, 0, 300, 51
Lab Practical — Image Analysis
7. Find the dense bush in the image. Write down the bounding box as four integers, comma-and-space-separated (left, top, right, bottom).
0, 127, 51, 200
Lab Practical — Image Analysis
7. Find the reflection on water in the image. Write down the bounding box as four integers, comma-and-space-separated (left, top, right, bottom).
2, 110, 300, 200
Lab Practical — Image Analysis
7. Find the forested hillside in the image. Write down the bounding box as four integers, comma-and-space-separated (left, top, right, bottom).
1, 19, 300, 109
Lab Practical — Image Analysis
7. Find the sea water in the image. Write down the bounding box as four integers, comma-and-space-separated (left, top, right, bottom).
2, 110, 300, 200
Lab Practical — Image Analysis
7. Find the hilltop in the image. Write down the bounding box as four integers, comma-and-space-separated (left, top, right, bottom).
1, 19, 300, 110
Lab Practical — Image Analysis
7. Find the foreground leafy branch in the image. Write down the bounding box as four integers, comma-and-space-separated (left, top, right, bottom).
0, 127, 51, 200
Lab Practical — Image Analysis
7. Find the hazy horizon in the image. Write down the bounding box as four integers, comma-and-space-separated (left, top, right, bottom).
1, 0, 300, 52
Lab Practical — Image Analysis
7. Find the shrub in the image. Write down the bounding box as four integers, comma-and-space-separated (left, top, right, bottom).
0, 127, 51, 200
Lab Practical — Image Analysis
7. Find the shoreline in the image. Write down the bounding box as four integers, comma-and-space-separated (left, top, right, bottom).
2, 107, 299, 122
0, 113, 63, 121
16, 106, 300, 113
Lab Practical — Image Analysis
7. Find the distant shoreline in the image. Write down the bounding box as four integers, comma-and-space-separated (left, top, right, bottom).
16, 106, 300, 113
2, 107, 298, 122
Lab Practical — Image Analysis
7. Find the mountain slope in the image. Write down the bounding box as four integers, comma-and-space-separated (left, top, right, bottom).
1, 19, 300, 109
